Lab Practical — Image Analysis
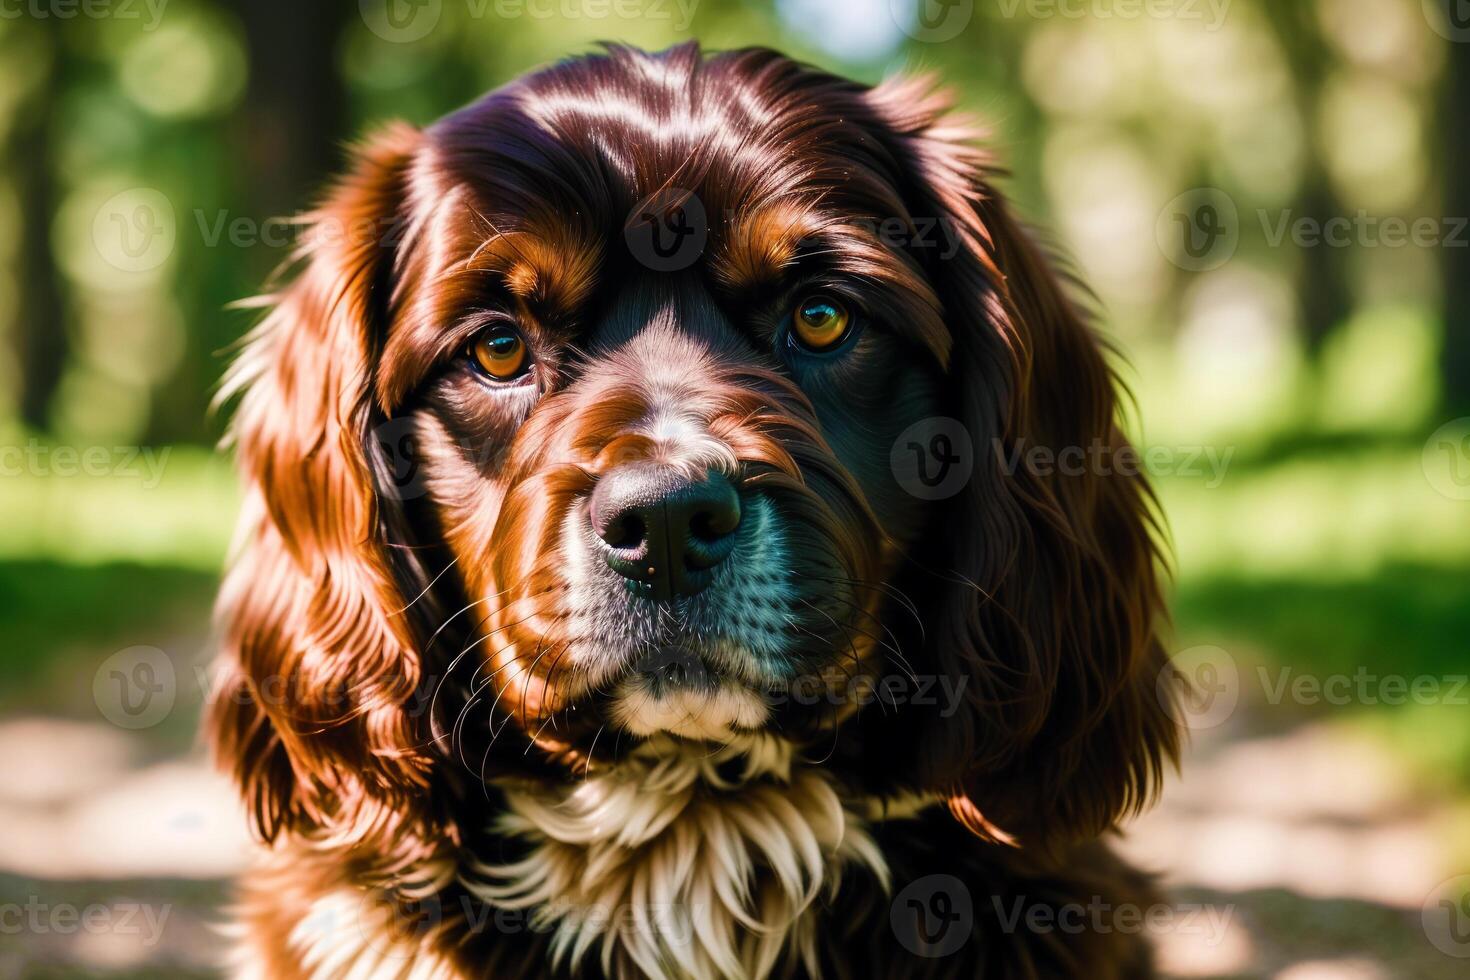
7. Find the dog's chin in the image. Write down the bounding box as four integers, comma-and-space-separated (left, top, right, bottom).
607, 649, 772, 739
609, 681, 771, 740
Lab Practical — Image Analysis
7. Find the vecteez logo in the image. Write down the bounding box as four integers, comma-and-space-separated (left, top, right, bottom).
890, 875, 973, 957
1157, 645, 1239, 731
891, 0, 974, 43
890, 417, 974, 500
624, 188, 708, 273
360, 0, 442, 42
92, 188, 176, 274
1423, 0, 1470, 42
1156, 188, 1239, 272
93, 645, 177, 730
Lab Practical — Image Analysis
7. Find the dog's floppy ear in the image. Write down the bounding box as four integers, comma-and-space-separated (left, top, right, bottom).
871, 80, 1181, 850
207, 124, 432, 845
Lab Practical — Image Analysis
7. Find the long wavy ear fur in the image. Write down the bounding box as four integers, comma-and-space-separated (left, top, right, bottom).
868, 77, 1181, 851
207, 124, 433, 847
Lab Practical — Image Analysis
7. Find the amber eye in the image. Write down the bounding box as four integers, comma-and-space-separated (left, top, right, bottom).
471, 326, 530, 381
791, 295, 853, 351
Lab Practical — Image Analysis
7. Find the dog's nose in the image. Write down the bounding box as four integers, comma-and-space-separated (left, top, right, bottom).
589, 465, 742, 600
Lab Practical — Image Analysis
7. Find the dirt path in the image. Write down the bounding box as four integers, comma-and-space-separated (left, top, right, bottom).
1119, 721, 1465, 979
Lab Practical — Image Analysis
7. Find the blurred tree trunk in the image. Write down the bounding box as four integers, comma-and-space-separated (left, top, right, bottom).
1296, 179, 1352, 353
170, 0, 353, 443
1443, 37, 1470, 414
1262, 4, 1351, 355
11, 29, 66, 432
230, 0, 352, 237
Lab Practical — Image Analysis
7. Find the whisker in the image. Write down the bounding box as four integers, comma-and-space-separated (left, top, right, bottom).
582, 724, 605, 780
534, 642, 576, 733
803, 591, 921, 686
516, 633, 563, 733
425, 583, 561, 652
805, 573, 926, 644
389, 555, 461, 616
796, 597, 876, 701
445, 612, 562, 766
424, 593, 563, 738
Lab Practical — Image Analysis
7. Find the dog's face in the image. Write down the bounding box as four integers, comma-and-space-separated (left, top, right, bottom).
212, 45, 1178, 857
388, 56, 954, 744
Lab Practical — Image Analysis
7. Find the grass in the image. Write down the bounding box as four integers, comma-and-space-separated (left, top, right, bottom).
0, 560, 219, 702
0, 443, 233, 720
0, 444, 238, 572
1174, 563, 1470, 681
1174, 562, 1470, 794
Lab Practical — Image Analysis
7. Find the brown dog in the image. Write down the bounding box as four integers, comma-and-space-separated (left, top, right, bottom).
209, 42, 1180, 979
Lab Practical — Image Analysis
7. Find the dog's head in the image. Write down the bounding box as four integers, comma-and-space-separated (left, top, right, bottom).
210, 44, 1178, 861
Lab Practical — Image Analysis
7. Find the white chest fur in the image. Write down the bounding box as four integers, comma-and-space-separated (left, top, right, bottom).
467, 736, 891, 980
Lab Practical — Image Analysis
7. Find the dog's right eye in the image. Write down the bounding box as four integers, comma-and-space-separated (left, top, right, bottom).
789, 295, 855, 353
470, 326, 531, 382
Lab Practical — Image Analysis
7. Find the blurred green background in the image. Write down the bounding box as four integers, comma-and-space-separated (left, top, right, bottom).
0, 0, 1467, 977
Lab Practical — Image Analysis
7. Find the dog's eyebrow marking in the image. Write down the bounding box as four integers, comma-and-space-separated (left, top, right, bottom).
712, 202, 825, 293
465, 219, 603, 319
504, 260, 541, 300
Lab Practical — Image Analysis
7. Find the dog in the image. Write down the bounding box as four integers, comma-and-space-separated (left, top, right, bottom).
208, 43, 1181, 979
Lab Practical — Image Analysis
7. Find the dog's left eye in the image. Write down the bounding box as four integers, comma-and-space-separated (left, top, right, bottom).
470, 326, 531, 381
790, 295, 854, 352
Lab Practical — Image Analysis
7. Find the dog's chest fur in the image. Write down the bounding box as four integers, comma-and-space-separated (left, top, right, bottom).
467, 736, 891, 979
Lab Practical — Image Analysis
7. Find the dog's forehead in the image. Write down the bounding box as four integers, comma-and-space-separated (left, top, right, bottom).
416, 54, 905, 311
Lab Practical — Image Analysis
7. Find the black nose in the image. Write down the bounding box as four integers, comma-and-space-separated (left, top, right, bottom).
589, 465, 742, 600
